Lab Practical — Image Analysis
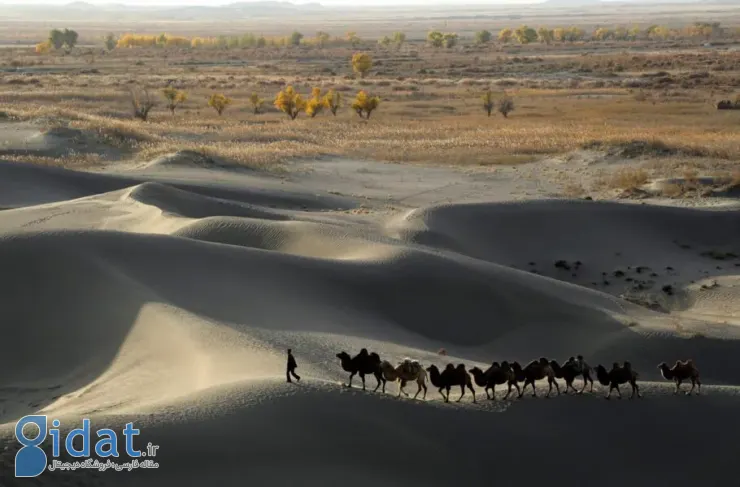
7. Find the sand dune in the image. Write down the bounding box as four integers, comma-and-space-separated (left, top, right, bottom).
1, 157, 739, 487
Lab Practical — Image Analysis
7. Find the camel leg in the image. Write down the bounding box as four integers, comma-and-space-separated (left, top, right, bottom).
413, 380, 422, 400
347, 371, 356, 388
469, 384, 477, 403
360, 373, 366, 391
693, 377, 701, 395
373, 373, 384, 393
439, 387, 448, 402
632, 381, 642, 399
457, 384, 465, 402
504, 383, 512, 400
615, 384, 622, 399
490, 384, 496, 401
422, 382, 427, 400
673, 379, 681, 395
606, 384, 614, 400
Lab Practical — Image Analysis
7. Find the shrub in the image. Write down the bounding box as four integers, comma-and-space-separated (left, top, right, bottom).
162, 87, 187, 115
274, 85, 306, 120
351, 90, 380, 119
130, 88, 155, 122
323, 89, 342, 116
208, 93, 231, 116
498, 96, 515, 117
249, 93, 265, 114
351, 53, 372, 78
482, 90, 495, 117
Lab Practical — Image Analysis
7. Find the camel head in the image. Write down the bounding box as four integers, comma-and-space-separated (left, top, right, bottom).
577, 355, 584, 361
336, 351, 350, 361
359, 348, 369, 356
456, 364, 466, 370
491, 361, 500, 368
538, 357, 549, 365
469, 366, 483, 376
623, 361, 632, 370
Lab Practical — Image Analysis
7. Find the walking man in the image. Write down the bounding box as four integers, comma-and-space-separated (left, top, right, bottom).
287, 348, 300, 383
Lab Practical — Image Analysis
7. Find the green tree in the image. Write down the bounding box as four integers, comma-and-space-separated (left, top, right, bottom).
427, 30, 444, 47
392, 32, 406, 48
104, 33, 117, 51
289, 31, 304, 46
49, 29, 65, 50
514, 25, 538, 44
475, 30, 492, 44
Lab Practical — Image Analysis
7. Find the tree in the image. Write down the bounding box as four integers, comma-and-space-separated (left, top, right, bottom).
537, 28, 554, 44
392, 32, 406, 49
592, 27, 613, 41
378, 36, 392, 47
443, 33, 459, 48
35, 41, 52, 54
249, 93, 265, 114
315, 31, 330, 47
49, 29, 65, 50
427, 31, 444, 48
475, 30, 492, 44
346, 31, 361, 47
498, 28, 513, 43
208, 93, 231, 116
289, 31, 303, 46
306, 87, 324, 118
482, 90, 495, 117
274, 85, 306, 120
351, 90, 380, 119
162, 87, 187, 115
323, 89, 342, 116
351, 52, 372, 78
62, 29, 79, 50
130, 88, 155, 122
104, 33, 117, 51
514, 25, 538, 44
498, 95, 514, 118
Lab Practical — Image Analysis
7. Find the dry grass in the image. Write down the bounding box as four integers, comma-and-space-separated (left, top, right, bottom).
1, 28, 739, 174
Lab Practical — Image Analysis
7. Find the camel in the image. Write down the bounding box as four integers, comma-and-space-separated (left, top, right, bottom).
469, 361, 521, 400
595, 361, 641, 399
426, 363, 476, 403
658, 359, 701, 395
379, 358, 428, 400
512, 358, 560, 398
336, 348, 385, 392
550, 355, 594, 394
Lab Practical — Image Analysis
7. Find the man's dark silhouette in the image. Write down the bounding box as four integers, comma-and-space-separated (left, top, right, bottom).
287, 349, 300, 383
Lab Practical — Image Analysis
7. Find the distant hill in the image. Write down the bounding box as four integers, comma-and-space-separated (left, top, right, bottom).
0, 1, 326, 22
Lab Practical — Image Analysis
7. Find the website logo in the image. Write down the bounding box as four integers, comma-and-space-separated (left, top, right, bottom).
15, 415, 159, 477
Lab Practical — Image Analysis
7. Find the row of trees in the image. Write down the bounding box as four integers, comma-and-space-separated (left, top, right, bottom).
36, 22, 736, 54
132, 86, 381, 121
35, 29, 79, 53
478, 21, 733, 46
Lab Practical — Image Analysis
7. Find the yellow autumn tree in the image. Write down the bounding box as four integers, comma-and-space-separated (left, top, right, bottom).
249, 93, 264, 114
162, 87, 187, 115
35, 41, 52, 54
274, 85, 306, 120
323, 89, 342, 116
305, 87, 324, 118
351, 90, 380, 119
208, 93, 231, 116
351, 52, 372, 78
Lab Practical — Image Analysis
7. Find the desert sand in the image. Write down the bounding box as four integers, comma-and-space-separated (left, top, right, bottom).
1, 128, 740, 486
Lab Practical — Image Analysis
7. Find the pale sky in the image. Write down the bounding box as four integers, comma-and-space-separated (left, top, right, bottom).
0, 0, 541, 5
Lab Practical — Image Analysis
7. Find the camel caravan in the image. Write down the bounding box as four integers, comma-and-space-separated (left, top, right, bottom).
335, 349, 702, 402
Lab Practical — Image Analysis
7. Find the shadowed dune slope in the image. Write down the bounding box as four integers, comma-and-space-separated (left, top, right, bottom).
1, 160, 740, 487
